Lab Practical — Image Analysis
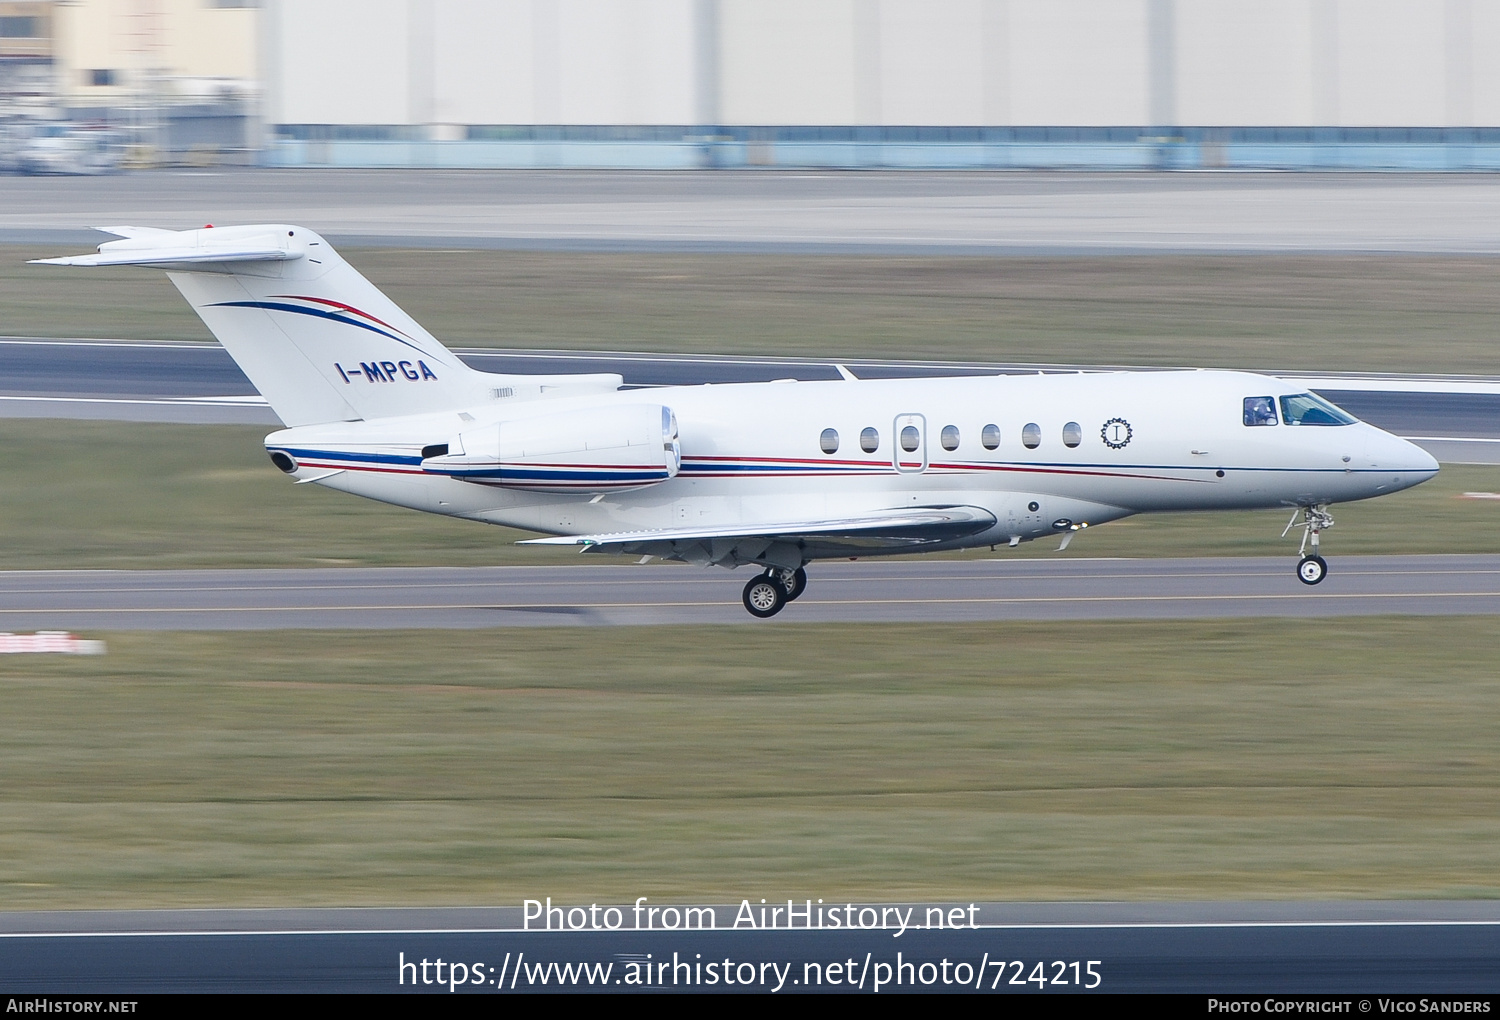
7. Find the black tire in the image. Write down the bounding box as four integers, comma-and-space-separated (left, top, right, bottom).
1296, 555, 1328, 585
742, 575, 787, 618
775, 567, 808, 602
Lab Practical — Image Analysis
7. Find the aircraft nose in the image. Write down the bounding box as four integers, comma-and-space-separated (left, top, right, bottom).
1406, 440, 1441, 477
1364, 429, 1439, 489
1385, 432, 1439, 476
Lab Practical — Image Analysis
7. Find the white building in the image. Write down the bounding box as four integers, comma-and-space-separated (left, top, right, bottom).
10, 1, 1500, 169
259, 0, 1500, 169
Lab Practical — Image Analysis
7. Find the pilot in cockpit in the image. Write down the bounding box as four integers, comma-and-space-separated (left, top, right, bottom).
1243, 396, 1278, 426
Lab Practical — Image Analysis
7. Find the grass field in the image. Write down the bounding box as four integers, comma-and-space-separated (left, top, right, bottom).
8, 245, 1500, 373
2, 619, 1498, 908
1, 419, 1498, 570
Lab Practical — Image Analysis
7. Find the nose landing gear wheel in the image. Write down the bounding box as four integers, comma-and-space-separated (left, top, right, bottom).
775, 566, 808, 602
1285, 505, 1335, 588
1297, 555, 1328, 585
742, 575, 787, 618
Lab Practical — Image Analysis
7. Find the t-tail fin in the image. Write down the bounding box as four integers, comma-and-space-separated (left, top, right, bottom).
34, 224, 516, 426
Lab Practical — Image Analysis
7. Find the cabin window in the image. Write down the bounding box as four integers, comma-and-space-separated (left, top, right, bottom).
860, 427, 880, 453
940, 425, 960, 451
1022, 423, 1041, 449
819, 428, 839, 454
981, 424, 1000, 449
1061, 422, 1082, 447
1243, 396, 1278, 426
1280, 392, 1357, 426
900, 425, 921, 452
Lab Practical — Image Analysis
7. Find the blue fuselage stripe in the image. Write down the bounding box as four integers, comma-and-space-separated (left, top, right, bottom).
279, 447, 423, 467
274, 447, 1417, 480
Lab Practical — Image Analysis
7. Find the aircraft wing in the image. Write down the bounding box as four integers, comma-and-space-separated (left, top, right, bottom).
519, 505, 997, 567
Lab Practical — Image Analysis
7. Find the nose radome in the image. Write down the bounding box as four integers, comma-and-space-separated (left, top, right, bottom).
1410, 441, 1440, 475
1370, 431, 1439, 478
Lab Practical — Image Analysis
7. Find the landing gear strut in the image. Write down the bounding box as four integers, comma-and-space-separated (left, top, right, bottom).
741, 566, 808, 618
774, 566, 808, 602
1283, 505, 1334, 586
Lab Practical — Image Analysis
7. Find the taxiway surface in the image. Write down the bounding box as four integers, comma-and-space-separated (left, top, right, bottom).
2, 556, 1497, 630
10, 169, 1500, 254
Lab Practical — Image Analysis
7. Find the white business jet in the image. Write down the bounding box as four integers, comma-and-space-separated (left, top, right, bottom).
36, 224, 1439, 617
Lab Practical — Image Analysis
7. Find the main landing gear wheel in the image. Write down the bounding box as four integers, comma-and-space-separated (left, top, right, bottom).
774, 566, 808, 602
742, 574, 787, 618
1297, 555, 1328, 585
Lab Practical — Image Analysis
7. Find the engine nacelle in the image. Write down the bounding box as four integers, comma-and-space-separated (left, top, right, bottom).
422, 404, 680, 493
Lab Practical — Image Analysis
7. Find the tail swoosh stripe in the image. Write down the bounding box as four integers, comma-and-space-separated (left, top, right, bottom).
208, 300, 436, 358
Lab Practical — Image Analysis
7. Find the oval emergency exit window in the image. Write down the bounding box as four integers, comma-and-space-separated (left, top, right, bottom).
900, 425, 920, 452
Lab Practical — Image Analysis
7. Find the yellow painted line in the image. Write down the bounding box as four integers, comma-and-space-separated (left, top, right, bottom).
2, 567, 1498, 598
0, 579, 732, 595
809, 591, 1500, 605
2, 591, 1500, 614
0, 604, 730, 613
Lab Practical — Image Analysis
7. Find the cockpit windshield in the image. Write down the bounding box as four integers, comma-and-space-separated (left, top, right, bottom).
1279, 392, 1358, 426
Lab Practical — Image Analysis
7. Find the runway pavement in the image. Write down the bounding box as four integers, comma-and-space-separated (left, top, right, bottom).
10, 169, 1500, 254
3, 338, 1498, 462
2, 556, 1497, 630
3, 902, 1498, 992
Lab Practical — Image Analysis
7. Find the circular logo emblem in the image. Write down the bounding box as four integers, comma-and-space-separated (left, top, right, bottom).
1101, 418, 1133, 449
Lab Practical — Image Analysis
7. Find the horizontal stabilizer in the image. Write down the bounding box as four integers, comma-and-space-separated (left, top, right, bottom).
29, 224, 303, 269
31, 247, 296, 268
